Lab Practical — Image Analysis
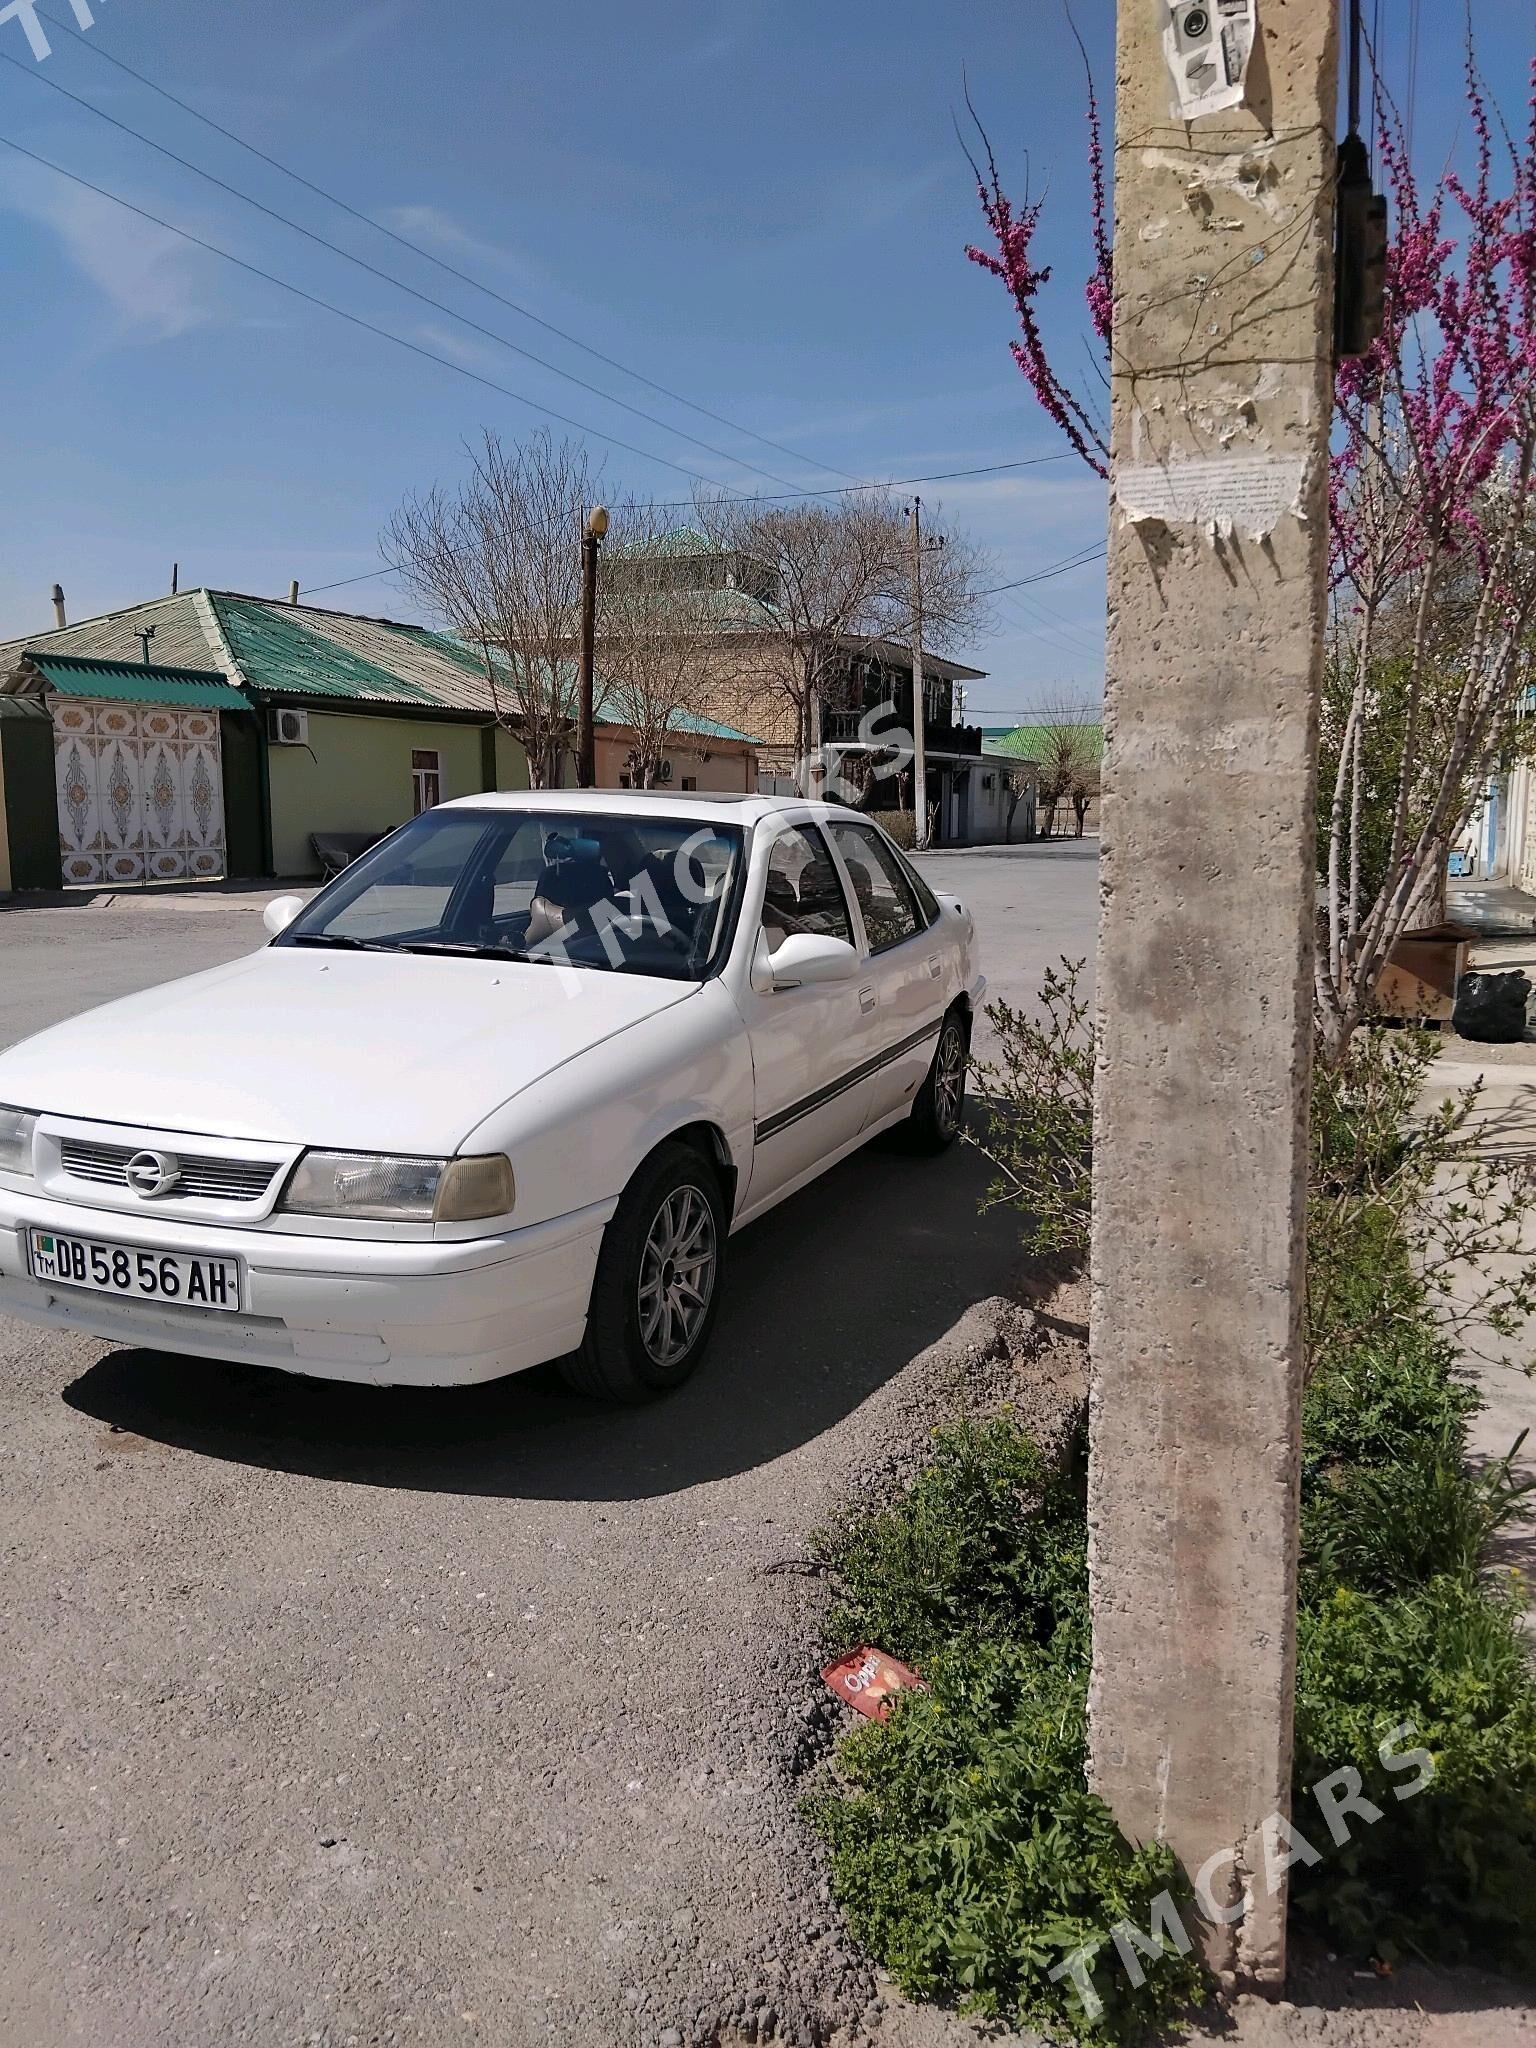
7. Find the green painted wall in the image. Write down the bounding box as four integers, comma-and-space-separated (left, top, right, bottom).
266, 712, 531, 875
493, 725, 530, 792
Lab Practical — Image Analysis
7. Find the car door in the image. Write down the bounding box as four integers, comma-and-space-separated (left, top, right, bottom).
737, 823, 876, 1208
824, 820, 947, 1129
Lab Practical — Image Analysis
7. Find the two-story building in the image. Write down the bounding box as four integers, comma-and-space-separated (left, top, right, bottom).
600, 528, 1003, 845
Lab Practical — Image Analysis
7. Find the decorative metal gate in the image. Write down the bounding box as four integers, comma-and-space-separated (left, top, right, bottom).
52, 696, 226, 886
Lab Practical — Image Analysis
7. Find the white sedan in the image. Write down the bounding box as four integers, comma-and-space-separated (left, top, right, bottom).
0, 793, 982, 1401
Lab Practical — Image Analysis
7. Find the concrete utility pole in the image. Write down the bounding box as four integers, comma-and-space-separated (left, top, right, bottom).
1088, 0, 1339, 1994
908, 497, 929, 849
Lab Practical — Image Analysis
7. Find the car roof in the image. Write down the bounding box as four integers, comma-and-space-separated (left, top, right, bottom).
437, 788, 854, 828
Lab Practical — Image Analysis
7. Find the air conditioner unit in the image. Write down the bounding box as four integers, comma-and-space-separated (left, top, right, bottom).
657, 759, 674, 783
268, 707, 309, 747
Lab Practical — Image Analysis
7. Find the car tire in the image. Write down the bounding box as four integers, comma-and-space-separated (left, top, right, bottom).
559, 1143, 727, 1403
907, 1007, 969, 1154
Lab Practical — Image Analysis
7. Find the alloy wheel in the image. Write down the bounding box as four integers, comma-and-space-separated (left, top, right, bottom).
934, 1022, 967, 1137
637, 1184, 718, 1367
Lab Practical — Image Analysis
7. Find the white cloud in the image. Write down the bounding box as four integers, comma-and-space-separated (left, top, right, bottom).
410, 322, 511, 376
2, 168, 216, 340
381, 204, 542, 286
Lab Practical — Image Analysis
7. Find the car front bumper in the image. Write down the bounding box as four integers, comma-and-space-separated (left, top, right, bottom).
0, 1184, 611, 1387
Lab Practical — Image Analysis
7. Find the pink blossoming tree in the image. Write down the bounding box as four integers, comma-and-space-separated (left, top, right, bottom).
968, 39, 1536, 1063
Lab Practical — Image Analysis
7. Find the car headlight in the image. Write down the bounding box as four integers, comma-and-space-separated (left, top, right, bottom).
280, 1151, 515, 1223
0, 1106, 37, 1177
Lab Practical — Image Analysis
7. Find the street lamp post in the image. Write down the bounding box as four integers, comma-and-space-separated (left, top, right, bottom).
577, 505, 609, 789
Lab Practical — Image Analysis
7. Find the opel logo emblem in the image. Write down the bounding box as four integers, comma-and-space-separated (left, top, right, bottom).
126, 1150, 181, 1199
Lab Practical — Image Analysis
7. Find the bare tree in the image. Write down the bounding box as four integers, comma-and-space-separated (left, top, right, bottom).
1025, 697, 1101, 839
1002, 763, 1035, 843
694, 491, 989, 796
383, 431, 598, 787
595, 507, 733, 788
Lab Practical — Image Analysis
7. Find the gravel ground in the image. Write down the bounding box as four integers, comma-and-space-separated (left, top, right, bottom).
0, 852, 1081, 2048
3, 848, 1530, 2048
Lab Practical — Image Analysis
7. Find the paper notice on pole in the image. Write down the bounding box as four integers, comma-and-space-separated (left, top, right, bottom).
1162, 0, 1256, 120
1117, 452, 1307, 541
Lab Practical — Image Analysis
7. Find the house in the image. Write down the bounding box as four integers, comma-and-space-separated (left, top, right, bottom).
0, 589, 534, 887
986, 721, 1103, 837
592, 689, 761, 793
0, 587, 761, 891
601, 528, 992, 845
967, 748, 1040, 845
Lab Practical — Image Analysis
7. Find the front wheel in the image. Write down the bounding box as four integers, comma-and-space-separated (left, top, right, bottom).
559, 1144, 726, 1402
908, 1009, 969, 1153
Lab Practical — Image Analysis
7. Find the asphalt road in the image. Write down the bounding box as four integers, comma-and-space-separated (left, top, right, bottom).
0, 845, 1098, 2048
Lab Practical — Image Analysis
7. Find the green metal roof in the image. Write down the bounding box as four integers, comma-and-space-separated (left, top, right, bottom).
988, 721, 1104, 762
19, 651, 248, 711
609, 525, 719, 560
590, 680, 758, 745
670, 710, 759, 744
209, 594, 436, 705
445, 641, 764, 746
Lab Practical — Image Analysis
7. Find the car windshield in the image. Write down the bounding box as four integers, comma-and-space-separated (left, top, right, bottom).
279, 808, 746, 983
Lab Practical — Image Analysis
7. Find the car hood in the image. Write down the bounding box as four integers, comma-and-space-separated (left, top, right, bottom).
0, 947, 698, 1154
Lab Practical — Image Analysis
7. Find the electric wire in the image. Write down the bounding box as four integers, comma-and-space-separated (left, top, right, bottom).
1370, 0, 1383, 165
1347, 0, 1363, 136
976, 543, 1107, 597
293, 454, 1088, 596
637, 452, 1074, 511
1002, 587, 1104, 661
0, 130, 788, 490
299, 569, 401, 599
0, 116, 1081, 516
33, 6, 869, 487
1, 49, 818, 493
1, 56, 1102, 620
301, 528, 1108, 607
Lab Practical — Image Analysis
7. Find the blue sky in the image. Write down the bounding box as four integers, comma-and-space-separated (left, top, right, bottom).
0, 2, 1529, 720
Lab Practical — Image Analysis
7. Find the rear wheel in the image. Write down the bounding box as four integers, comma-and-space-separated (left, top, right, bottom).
908, 1008, 969, 1153
559, 1144, 726, 1402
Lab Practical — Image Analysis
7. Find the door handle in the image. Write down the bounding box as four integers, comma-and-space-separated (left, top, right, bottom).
859, 985, 877, 1014
928, 956, 943, 979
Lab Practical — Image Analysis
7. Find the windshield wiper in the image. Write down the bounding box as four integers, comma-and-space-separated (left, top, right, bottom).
287, 932, 394, 952
391, 940, 548, 961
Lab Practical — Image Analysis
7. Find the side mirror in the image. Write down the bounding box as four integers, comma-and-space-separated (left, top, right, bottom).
263, 893, 307, 938
769, 933, 859, 990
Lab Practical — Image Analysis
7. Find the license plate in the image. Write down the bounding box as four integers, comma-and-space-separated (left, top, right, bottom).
27, 1229, 243, 1313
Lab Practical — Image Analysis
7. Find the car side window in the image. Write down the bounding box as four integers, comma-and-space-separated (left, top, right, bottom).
761, 826, 852, 955
325, 816, 493, 941
487, 818, 550, 919
895, 849, 941, 928
828, 822, 923, 954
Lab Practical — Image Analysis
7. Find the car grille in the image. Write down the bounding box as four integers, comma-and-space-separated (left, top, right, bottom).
58, 1138, 280, 1204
